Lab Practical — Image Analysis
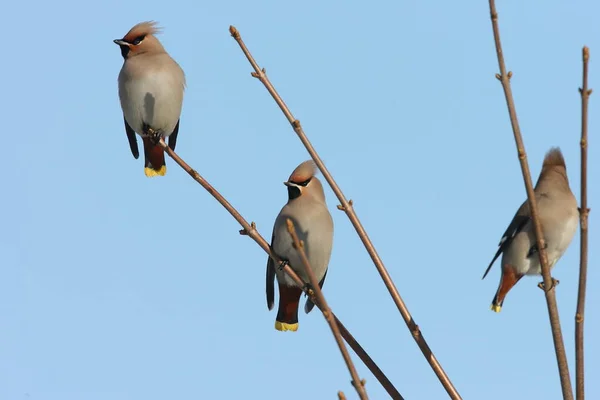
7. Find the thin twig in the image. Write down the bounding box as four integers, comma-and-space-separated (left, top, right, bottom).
576, 46, 592, 400
287, 219, 369, 400
488, 2, 574, 399
338, 391, 347, 400
157, 139, 404, 400
229, 25, 462, 400
333, 316, 401, 399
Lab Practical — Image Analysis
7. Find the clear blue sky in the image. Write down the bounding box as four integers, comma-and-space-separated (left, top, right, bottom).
3, 1, 598, 399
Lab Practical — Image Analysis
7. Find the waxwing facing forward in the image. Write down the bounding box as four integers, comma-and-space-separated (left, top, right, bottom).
483, 148, 578, 312
114, 21, 186, 177
266, 161, 334, 331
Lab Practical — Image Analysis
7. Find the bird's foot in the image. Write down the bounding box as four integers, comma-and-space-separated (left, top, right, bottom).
537, 278, 560, 291
302, 283, 314, 297
143, 125, 163, 145
149, 128, 163, 145
278, 260, 289, 271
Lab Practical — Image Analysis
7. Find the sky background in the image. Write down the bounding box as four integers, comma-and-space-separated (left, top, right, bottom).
2, 1, 599, 399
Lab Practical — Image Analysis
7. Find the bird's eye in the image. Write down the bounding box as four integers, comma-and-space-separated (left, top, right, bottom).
297, 178, 312, 187
132, 35, 146, 45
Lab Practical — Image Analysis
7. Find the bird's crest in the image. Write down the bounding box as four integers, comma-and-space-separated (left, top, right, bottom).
542, 147, 566, 169
123, 21, 162, 43
288, 160, 318, 184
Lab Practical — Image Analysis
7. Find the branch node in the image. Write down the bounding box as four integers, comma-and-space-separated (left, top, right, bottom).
250, 68, 267, 80
576, 313, 584, 323
292, 119, 301, 129
293, 239, 305, 250
239, 221, 257, 236
578, 207, 591, 217
507, 71, 513, 79
337, 200, 354, 211
351, 379, 367, 388
189, 168, 201, 180
412, 324, 421, 338
578, 207, 590, 229
495, 73, 501, 80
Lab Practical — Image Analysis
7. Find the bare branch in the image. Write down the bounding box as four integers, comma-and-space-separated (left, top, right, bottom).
156, 139, 404, 399
333, 316, 400, 399
287, 219, 369, 400
229, 24, 462, 400
576, 45, 592, 400
338, 391, 347, 400
488, 2, 574, 399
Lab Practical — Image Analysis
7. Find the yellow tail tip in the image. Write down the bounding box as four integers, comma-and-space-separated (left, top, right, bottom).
275, 321, 299, 332
144, 165, 167, 177
490, 304, 502, 313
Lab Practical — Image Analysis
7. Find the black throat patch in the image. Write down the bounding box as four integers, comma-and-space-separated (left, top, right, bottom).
119, 45, 130, 58
287, 186, 301, 200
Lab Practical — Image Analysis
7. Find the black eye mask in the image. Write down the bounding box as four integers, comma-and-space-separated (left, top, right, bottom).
132, 35, 146, 45
295, 178, 312, 187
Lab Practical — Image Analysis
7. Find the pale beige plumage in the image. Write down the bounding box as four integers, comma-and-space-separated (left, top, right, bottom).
483, 147, 578, 312
114, 21, 186, 177
266, 160, 334, 331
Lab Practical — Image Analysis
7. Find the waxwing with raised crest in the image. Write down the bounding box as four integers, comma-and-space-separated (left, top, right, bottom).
114, 21, 186, 177
266, 160, 334, 331
482, 147, 578, 312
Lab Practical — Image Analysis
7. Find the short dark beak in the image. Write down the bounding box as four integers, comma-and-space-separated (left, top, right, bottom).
283, 181, 292, 187
113, 39, 128, 46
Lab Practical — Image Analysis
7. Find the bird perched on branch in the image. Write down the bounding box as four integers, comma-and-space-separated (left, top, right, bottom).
266, 161, 334, 331
482, 147, 578, 312
114, 21, 185, 177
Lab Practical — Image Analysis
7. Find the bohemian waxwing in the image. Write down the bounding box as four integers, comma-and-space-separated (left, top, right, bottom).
114, 21, 185, 177
266, 160, 334, 331
483, 147, 578, 312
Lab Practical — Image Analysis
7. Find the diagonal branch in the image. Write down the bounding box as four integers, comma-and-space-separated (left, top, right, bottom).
156, 139, 404, 400
488, 2, 574, 399
575, 46, 592, 400
287, 219, 369, 400
229, 25, 462, 400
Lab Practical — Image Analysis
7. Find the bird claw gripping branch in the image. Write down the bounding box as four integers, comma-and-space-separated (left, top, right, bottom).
538, 278, 560, 291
